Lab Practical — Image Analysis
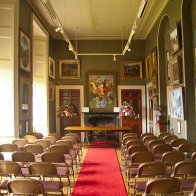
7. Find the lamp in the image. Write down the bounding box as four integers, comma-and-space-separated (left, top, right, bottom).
113, 55, 116, 61
55, 26, 61, 32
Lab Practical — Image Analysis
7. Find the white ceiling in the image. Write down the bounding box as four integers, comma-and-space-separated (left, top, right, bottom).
29, 0, 169, 40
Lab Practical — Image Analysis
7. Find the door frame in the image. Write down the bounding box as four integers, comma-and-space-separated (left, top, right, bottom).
146, 82, 152, 133
56, 85, 84, 137
118, 85, 146, 133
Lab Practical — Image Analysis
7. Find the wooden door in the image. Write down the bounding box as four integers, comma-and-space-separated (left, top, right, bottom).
148, 87, 154, 133
121, 89, 142, 136
59, 89, 81, 135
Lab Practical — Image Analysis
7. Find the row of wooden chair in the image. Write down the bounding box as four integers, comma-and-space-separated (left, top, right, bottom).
121, 132, 196, 195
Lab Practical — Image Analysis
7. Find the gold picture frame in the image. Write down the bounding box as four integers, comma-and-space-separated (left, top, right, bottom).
151, 47, 158, 73
19, 29, 31, 73
152, 74, 159, 96
121, 60, 142, 79
170, 56, 182, 85
145, 54, 152, 79
59, 60, 80, 79
49, 82, 55, 101
87, 72, 117, 112
49, 57, 55, 79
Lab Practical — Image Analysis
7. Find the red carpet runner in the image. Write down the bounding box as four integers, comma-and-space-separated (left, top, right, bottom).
72, 142, 127, 196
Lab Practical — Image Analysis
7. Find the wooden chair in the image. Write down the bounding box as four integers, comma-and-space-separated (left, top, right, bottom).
32, 132, 44, 139
191, 151, 196, 160
43, 136, 57, 145
41, 151, 71, 185
24, 144, 44, 155
49, 133, 62, 140
158, 132, 171, 139
0, 143, 19, 152
178, 143, 196, 158
23, 134, 37, 143
133, 161, 165, 195
148, 139, 165, 150
170, 138, 187, 148
34, 139, 51, 150
163, 135, 178, 144
7, 178, 45, 195
144, 177, 182, 195
28, 162, 64, 195
12, 138, 29, 151
161, 151, 185, 176
140, 132, 154, 141
171, 160, 196, 193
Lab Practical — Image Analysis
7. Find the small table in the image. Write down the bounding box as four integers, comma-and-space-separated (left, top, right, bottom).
64, 126, 132, 144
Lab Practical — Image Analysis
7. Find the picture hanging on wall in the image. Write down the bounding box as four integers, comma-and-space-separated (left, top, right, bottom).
19, 30, 31, 72
87, 72, 117, 112
169, 22, 181, 55
49, 57, 55, 79
59, 60, 80, 79
151, 47, 158, 73
121, 60, 142, 79
145, 54, 152, 79
170, 56, 182, 85
171, 87, 184, 120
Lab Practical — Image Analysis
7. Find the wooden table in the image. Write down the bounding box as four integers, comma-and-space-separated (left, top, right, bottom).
64, 126, 132, 143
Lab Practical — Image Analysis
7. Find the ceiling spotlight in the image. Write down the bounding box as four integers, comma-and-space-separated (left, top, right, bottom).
127, 47, 131, 52
55, 27, 61, 32
113, 55, 116, 61
68, 44, 73, 51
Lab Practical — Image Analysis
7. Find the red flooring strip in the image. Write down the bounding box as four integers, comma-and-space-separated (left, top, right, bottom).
72, 142, 127, 196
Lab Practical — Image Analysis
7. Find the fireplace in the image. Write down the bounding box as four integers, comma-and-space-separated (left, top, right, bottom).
84, 112, 118, 126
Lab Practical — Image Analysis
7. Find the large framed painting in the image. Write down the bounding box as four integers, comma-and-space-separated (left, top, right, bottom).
171, 87, 184, 120
167, 86, 173, 115
19, 77, 32, 119
121, 60, 142, 79
19, 30, 31, 72
87, 72, 117, 112
59, 60, 80, 79
49, 57, 55, 79
152, 74, 159, 96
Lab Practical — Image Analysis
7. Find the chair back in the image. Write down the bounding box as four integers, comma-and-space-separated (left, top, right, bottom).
0, 143, 19, 152
128, 145, 148, 155
28, 162, 57, 176
137, 161, 165, 177
145, 178, 182, 194
12, 151, 35, 163
152, 144, 173, 154
140, 132, 154, 141
122, 136, 139, 145
131, 151, 154, 164
158, 132, 171, 139
24, 144, 44, 154
49, 144, 70, 154
66, 133, 81, 141
123, 133, 138, 139
126, 140, 143, 149
32, 132, 44, 139
56, 140, 73, 147
7, 178, 45, 195
48, 133, 62, 140
191, 152, 196, 160
12, 139, 29, 149
142, 135, 157, 143
170, 138, 187, 147
0, 160, 22, 176
148, 139, 165, 150
172, 160, 196, 177
43, 136, 57, 144
34, 139, 51, 150
161, 151, 185, 166
163, 135, 178, 144
41, 151, 65, 163
23, 135, 37, 143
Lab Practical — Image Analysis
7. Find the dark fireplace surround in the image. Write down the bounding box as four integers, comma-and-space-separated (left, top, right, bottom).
84, 112, 119, 127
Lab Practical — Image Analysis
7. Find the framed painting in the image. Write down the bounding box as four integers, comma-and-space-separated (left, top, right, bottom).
167, 86, 173, 115
121, 60, 142, 79
87, 72, 117, 112
49, 82, 55, 101
152, 74, 159, 96
170, 56, 181, 85
19, 77, 32, 119
167, 61, 172, 85
145, 54, 152, 79
59, 60, 80, 79
153, 95, 159, 111
171, 87, 184, 120
49, 57, 55, 79
170, 23, 181, 55
19, 30, 31, 72
151, 47, 158, 73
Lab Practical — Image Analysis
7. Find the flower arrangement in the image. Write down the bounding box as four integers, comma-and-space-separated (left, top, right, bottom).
57, 104, 76, 118
118, 101, 137, 119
